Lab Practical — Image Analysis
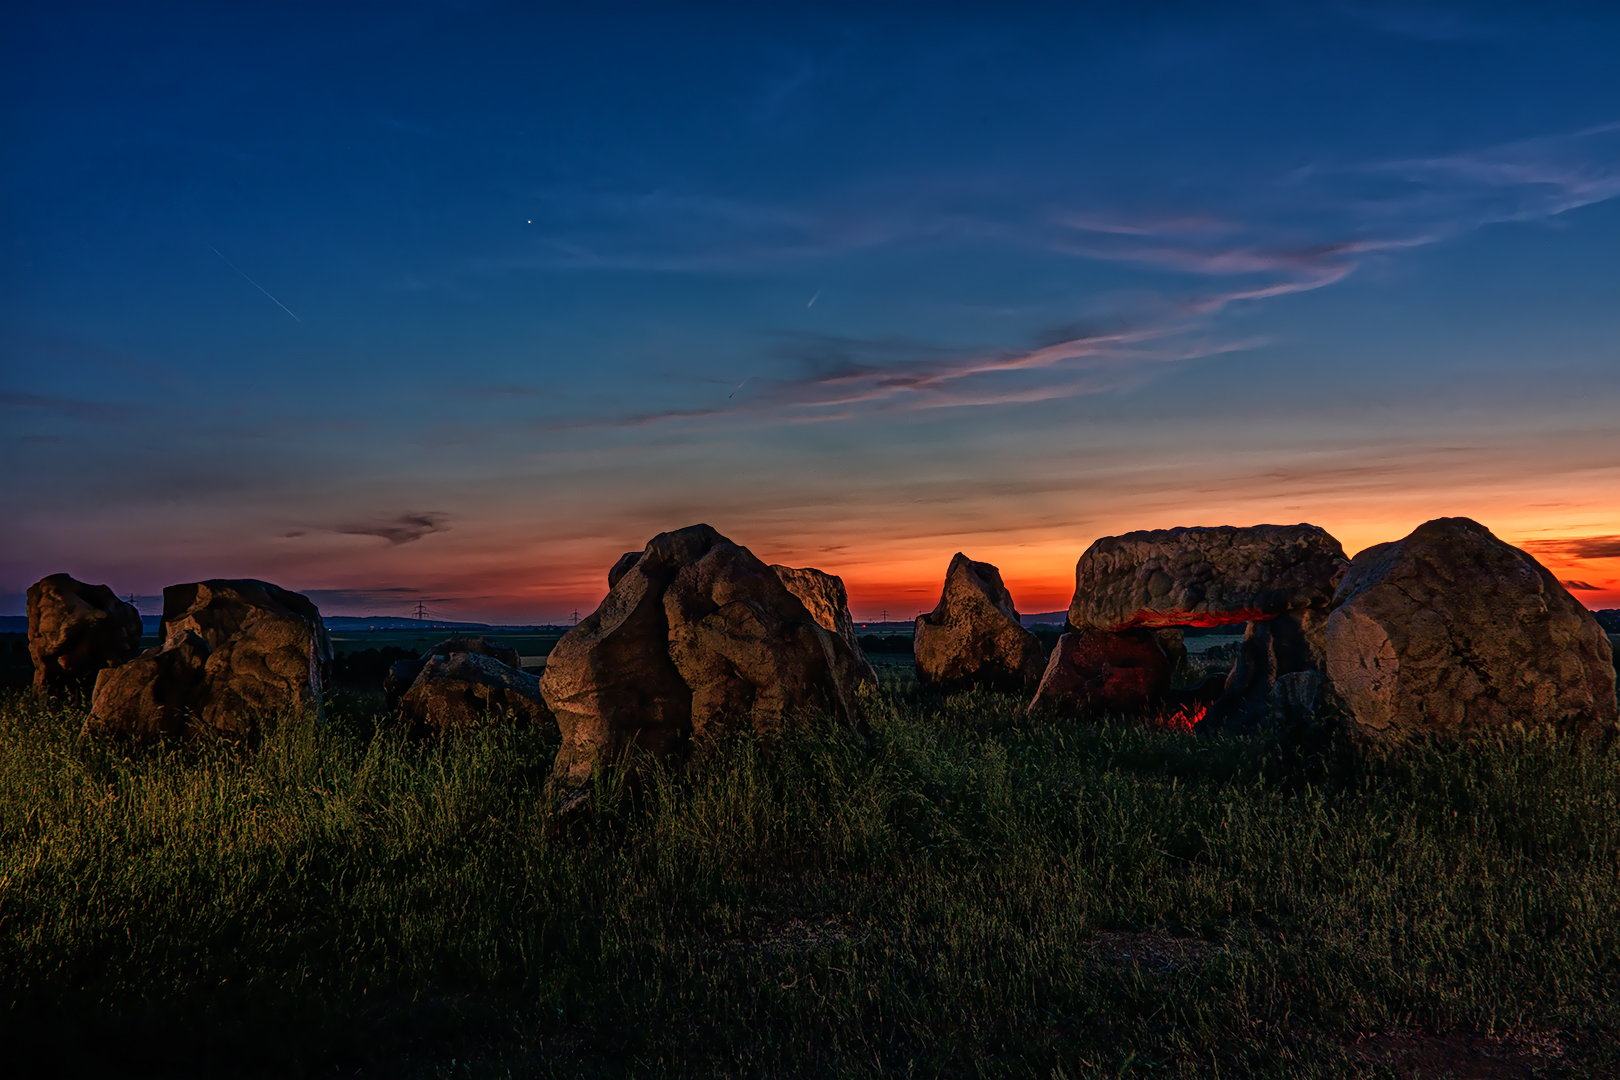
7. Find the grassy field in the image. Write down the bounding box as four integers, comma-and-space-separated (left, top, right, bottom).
2, 672, 1617, 1078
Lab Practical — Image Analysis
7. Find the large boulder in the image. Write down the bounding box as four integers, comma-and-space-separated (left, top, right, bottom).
161, 579, 333, 735
541, 524, 870, 795
771, 564, 878, 685
26, 574, 143, 694
84, 631, 212, 739
1325, 518, 1617, 752
913, 554, 1046, 694
1069, 524, 1348, 631
397, 650, 552, 733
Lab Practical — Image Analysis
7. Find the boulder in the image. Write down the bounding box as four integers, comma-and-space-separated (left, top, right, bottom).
771, 564, 878, 685
383, 634, 524, 709
397, 650, 552, 733
26, 574, 143, 694
1069, 524, 1348, 632
1324, 517, 1617, 752
161, 579, 333, 734
913, 553, 1046, 693
84, 631, 211, 739
1202, 610, 1327, 731
607, 551, 643, 589
541, 524, 869, 795
1028, 627, 1174, 715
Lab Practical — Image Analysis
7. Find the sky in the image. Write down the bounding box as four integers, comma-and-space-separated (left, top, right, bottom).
3, 2, 1619, 623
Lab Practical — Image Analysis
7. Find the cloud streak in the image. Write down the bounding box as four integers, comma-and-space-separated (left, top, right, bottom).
1521, 534, 1620, 560
473, 121, 1620, 432
335, 512, 452, 545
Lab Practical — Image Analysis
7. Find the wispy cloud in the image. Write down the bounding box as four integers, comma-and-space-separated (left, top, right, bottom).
335, 512, 452, 545
1521, 534, 1620, 560
478, 121, 1620, 430
0, 392, 129, 425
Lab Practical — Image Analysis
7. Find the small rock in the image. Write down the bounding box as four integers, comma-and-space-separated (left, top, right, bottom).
397, 650, 552, 732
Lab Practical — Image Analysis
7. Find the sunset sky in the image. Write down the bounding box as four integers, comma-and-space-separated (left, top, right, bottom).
4, 3, 1619, 623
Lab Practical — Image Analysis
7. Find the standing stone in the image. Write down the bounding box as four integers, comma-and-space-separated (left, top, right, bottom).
1028, 627, 1174, 715
26, 574, 143, 694
913, 553, 1046, 694
1069, 524, 1348, 631
771, 564, 878, 685
1204, 610, 1328, 730
397, 650, 552, 733
541, 524, 869, 798
85, 631, 211, 739
161, 579, 333, 736
1325, 517, 1617, 752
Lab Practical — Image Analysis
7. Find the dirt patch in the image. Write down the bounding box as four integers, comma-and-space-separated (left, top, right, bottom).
1348, 1029, 1572, 1079
717, 912, 874, 957
1083, 929, 1217, 975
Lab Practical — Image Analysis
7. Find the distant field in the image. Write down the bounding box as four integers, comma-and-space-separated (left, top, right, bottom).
326, 629, 567, 660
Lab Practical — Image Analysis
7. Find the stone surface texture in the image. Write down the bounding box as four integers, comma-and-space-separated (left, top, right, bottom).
397, 650, 552, 732
162, 579, 333, 735
26, 574, 143, 694
541, 524, 870, 793
85, 631, 212, 739
1028, 628, 1174, 715
771, 564, 878, 685
607, 551, 643, 589
913, 553, 1046, 693
1324, 517, 1617, 751
1069, 524, 1349, 632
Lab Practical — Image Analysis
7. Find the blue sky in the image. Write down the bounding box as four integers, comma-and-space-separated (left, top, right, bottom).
4, 2, 1619, 621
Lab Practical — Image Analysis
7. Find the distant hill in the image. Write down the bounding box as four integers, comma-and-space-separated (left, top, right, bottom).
0, 614, 567, 633
1021, 611, 1068, 627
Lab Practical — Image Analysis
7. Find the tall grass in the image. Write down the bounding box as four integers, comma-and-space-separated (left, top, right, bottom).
2, 683, 1617, 1077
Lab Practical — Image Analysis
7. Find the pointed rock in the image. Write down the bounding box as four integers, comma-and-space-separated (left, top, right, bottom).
913, 553, 1046, 693
541, 524, 869, 798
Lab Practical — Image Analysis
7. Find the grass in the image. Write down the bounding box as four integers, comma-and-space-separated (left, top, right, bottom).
2, 678, 1617, 1078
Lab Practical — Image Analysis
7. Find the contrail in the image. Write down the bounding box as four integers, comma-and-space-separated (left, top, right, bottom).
807, 290, 820, 308
207, 243, 301, 323
728, 379, 747, 398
